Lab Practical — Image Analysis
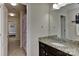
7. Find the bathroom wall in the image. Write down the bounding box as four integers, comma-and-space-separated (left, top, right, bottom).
27, 3, 49, 56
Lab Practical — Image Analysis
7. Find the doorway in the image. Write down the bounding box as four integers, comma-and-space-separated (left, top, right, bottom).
5, 3, 27, 56
60, 15, 66, 39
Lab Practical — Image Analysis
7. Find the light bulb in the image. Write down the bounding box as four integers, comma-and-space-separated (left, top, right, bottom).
10, 3, 17, 6
53, 4, 60, 9
9, 13, 15, 16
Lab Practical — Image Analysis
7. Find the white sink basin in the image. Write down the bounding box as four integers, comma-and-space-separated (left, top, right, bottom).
52, 43, 65, 47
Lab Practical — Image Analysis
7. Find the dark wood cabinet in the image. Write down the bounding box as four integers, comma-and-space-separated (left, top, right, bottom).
39, 42, 72, 56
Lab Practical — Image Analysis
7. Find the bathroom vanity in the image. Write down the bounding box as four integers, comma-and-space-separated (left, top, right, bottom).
39, 36, 79, 56
39, 42, 72, 56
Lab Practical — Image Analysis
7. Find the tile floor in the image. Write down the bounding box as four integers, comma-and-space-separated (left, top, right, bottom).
8, 36, 25, 56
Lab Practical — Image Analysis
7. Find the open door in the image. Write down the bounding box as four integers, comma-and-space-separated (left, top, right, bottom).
0, 4, 8, 56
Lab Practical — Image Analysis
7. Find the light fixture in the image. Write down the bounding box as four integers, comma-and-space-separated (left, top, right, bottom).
10, 3, 17, 6
53, 3, 60, 9
53, 3, 69, 10
9, 13, 15, 16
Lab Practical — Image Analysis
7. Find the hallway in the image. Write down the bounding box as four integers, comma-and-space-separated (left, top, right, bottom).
8, 36, 25, 56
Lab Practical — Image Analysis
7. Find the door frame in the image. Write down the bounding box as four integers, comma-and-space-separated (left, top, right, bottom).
0, 4, 8, 56
60, 15, 66, 39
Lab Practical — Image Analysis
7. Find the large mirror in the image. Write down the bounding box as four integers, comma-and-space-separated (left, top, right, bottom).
48, 3, 79, 40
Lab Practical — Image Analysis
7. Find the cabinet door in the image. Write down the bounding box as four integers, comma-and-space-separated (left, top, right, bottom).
45, 44, 72, 56
39, 42, 46, 56
39, 48, 46, 56
39, 42, 72, 56
45, 51, 55, 56
45, 44, 57, 56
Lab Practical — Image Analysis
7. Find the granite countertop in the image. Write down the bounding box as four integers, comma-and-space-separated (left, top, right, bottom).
39, 36, 79, 56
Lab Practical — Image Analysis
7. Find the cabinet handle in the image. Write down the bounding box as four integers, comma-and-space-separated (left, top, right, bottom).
43, 50, 45, 53
46, 53, 48, 56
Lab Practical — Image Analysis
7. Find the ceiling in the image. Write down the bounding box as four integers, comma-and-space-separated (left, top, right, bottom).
4, 3, 26, 17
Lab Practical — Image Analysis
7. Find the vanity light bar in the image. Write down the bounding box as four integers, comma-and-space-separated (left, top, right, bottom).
53, 3, 69, 10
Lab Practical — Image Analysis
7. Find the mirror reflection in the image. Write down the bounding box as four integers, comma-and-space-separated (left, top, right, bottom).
49, 3, 79, 40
